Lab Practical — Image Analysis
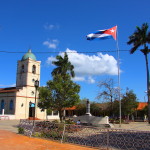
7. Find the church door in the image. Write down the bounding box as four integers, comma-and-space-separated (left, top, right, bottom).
29, 102, 35, 117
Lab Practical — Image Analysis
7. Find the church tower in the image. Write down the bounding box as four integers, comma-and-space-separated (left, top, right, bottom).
0, 49, 46, 120
16, 49, 40, 87
15, 49, 45, 119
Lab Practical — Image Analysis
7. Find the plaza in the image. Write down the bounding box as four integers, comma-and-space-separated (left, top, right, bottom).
1, 120, 150, 149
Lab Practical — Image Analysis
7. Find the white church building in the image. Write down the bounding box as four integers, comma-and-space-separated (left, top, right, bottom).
0, 50, 47, 120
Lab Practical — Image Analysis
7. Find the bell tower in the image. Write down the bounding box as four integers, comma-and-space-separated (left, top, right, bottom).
16, 49, 41, 87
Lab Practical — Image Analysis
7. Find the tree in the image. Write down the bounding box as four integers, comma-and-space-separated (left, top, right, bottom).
38, 74, 80, 122
127, 23, 150, 123
75, 99, 102, 116
90, 103, 102, 116
75, 103, 86, 116
38, 86, 53, 119
97, 78, 119, 117
75, 98, 89, 116
52, 52, 75, 78
38, 53, 80, 122
121, 90, 138, 120
112, 100, 120, 117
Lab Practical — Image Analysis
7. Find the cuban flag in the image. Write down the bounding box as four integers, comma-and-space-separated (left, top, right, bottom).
86, 26, 117, 41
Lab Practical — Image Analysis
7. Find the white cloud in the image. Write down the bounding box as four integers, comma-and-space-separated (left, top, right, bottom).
44, 23, 59, 30
46, 56, 56, 65
72, 76, 85, 82
0, 83, 16, 87
43, 39, 59, 49
46, 48, 119, 83
87, 76, 95, 84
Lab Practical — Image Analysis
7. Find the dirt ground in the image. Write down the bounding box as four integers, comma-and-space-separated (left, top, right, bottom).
0, 130, 98, 150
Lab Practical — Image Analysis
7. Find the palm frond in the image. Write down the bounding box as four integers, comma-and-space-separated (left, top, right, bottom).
130, 44, 140, 54
127, 23, 150, 54
51, 52, 75, 78
146, 32, 150, 43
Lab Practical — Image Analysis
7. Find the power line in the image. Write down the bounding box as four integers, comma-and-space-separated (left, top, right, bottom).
0, 50, 130, 54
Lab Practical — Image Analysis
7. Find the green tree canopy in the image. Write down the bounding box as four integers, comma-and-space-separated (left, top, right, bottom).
52, 52, 75, 78
38, 74, 80, 122
121, 90, 138, 118
38, 53, 80, 122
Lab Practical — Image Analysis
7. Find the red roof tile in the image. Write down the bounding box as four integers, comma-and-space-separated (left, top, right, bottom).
0, 87, 18, 93
64, 106, 76, 110
137, 102, 147, 110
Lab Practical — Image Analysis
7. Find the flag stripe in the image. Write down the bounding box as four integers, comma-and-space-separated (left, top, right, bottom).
86, 26, 117, 41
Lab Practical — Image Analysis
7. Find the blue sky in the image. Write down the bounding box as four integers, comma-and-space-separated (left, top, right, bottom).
0, 0, 150, 102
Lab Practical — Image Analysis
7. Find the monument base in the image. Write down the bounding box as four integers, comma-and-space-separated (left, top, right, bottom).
85, 113, 92, 116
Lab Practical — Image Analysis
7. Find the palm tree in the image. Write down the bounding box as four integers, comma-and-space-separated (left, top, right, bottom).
51, 52, 75, 78
127, 23, 150, 123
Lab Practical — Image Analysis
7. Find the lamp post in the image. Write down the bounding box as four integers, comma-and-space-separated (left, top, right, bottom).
34, 80, 39, 124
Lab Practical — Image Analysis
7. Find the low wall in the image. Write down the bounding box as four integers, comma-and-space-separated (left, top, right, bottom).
47, 115, 59, 120
73, 115, 109, 126
0, 115, 15, 120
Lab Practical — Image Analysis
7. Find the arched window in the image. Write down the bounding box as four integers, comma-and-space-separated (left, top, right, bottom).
9, 100, 13, 110
32, 65, 36, 74
1, 100, 4, 110
21, 65, 24, 73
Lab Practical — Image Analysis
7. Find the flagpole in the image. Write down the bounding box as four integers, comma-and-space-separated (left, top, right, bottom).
86, 26, 121, 126
116, 26, 121, 127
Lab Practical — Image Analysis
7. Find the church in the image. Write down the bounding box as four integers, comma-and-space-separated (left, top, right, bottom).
0, 50, 46, 120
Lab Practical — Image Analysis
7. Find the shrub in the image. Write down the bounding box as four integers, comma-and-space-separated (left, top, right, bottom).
52, 120, 59, 123
18, 127, 24, 134
33, 132, 43, 137
65, 119, 75, 124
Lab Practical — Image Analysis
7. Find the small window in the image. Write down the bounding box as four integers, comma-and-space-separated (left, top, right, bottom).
9, 100, 13, 110
32, 65, 36, 74
31, 91, 34, 95
21, 65, 24, 73
1, 100, 4, 109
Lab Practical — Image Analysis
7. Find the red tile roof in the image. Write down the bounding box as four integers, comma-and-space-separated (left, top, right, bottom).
137, 102, 147, 110
0, 87, 18, 93
64, 106, 76, 110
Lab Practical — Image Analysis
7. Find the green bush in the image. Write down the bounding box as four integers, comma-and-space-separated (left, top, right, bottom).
33, 132, 43, 137
18, 127, 24, 134
41, 130, 62, 139
65, 119, 75, 124
52, 120, 59, 123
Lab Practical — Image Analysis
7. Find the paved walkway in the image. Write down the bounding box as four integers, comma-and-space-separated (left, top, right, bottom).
113, 121, 150, 131
0, 120, 20, 133
1, 120, 150, 133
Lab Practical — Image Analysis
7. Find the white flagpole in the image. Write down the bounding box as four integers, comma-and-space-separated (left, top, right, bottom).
116, 26, 122, 127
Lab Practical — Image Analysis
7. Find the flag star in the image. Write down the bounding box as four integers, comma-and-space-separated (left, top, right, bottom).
110, 29, 115, 33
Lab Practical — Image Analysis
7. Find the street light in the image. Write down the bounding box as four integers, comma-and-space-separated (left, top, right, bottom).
34, 80, 39, 124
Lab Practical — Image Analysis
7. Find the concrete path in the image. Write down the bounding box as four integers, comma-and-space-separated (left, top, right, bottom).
113, 122, 150, 131
0, 120, 150, 133
0, 120, 20, 133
